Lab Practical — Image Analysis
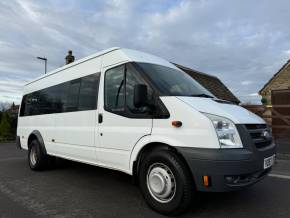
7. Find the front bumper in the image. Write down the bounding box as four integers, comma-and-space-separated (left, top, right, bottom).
176, 124, 277, 192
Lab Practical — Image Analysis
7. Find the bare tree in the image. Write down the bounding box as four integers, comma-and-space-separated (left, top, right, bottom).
0, 101, 12, 112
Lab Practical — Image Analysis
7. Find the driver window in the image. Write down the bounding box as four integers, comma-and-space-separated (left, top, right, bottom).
105, 63, 153, 116
104, 65, 125, 111
125, 64, 150, 113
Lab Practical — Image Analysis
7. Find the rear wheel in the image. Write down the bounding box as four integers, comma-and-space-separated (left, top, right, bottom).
28, 139, 52, 170
139, 149, 195, 215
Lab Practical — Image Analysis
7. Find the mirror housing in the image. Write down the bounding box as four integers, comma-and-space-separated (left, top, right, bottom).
134, 84, 148, 108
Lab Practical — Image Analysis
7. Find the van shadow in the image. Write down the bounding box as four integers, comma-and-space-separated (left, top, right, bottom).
48, 158, 269, 217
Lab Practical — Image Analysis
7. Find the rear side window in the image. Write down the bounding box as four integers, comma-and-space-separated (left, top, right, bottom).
52, 83, 69, 113
19, 96, 27, 116
22, 93, 40, 116
19, 73, 100, 116
79, 74, 100, 111
65, 79, 81, 112
38, 87, 55, 114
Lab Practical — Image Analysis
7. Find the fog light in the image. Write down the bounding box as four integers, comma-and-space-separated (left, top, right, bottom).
225, 176, 241, 184
225, 176, 233, 183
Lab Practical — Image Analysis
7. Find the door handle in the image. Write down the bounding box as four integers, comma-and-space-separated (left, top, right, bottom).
98, 113, 103, 123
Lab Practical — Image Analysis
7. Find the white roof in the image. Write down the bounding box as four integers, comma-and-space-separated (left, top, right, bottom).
26, 47, 179, 86
25, 47, 120, 86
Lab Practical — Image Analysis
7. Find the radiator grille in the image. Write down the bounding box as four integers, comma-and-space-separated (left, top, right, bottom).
245, 124, 272, 149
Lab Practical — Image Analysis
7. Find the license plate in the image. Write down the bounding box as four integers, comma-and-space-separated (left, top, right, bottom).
264, 155, 275, 169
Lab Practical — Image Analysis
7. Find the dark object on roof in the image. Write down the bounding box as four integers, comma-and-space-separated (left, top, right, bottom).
174, 63, 240, 104
65, 50, 75, 65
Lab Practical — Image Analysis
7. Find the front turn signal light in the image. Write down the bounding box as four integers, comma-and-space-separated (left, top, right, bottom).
172, 121, 182, 128
203, 175, 211, 187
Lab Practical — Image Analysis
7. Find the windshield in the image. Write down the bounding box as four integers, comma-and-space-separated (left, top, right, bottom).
137, 63, 215, 97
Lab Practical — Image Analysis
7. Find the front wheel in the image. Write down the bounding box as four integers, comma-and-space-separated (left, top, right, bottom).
139, 150, 195, 215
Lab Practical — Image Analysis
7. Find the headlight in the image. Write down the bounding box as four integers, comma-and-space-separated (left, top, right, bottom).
203, 113, 243, 149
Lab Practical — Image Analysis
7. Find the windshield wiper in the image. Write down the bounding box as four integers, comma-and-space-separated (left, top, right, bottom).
190, 94, 214, 98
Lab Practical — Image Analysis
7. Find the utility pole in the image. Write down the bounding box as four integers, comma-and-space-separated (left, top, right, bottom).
37, 57, 47, 74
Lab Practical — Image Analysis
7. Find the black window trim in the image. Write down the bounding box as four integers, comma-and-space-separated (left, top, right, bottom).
103, 62, 170, 119
19, 72, 101, 117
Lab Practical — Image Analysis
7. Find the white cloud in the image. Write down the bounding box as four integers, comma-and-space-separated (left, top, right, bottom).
241, 80, 254, 86
1, 0, 290, 105
248, 93, 259, 97
284, 50, 290, 55
16, 0, 40, 23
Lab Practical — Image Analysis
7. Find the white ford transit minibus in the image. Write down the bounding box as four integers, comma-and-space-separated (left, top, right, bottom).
17, 47, 276, 215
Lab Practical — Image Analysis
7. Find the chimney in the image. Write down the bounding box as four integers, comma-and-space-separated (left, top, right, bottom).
65, 50, 75, 65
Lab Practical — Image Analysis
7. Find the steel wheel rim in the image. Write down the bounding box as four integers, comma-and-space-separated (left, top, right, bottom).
30, 146, 37, 166
146, 163, 176, 203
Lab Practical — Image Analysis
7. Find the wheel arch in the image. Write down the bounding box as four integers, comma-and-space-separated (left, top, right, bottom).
27, 130, 47, 154
131, 141, 192, 185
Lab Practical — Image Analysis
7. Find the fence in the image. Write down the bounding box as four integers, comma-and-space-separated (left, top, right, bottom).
243, 104, 290, 154
244, 104, 290, 137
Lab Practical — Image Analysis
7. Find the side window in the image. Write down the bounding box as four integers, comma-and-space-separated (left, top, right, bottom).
24, 94, 32, 116
21, 92, 43, 116
105, 65, 125, 111
27, 92, 41, 115
104, 63, 153, 117
19, 95, 27, 116
126, 64, 152, 113
19, 73, 100, 116
78, 73, 100, 111
65, 79, 81, 112
51, 83, 69, 113
39, 88, 54, 114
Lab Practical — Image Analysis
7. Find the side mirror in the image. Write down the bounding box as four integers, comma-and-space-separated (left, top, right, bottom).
134, 84, 148, 108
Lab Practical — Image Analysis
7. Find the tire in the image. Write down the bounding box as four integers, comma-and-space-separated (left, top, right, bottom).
28, 139, 51, 171
139, 149, 195, 215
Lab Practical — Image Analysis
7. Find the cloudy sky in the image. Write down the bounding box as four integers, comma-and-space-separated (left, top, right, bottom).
1, 0, 290, 104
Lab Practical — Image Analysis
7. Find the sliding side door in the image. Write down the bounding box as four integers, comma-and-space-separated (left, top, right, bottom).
52, 73, 100, 163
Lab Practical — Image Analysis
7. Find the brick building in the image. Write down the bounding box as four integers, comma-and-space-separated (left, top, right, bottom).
259, 60, 290, 105
258, 60, 290, 146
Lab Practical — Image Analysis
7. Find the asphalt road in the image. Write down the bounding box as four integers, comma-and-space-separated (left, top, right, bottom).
1, 143, 290, 218
276, 137, 290, 156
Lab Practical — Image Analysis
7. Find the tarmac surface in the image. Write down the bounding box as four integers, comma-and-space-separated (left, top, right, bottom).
276, 137, 290, 157
1, 142, 290, 218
